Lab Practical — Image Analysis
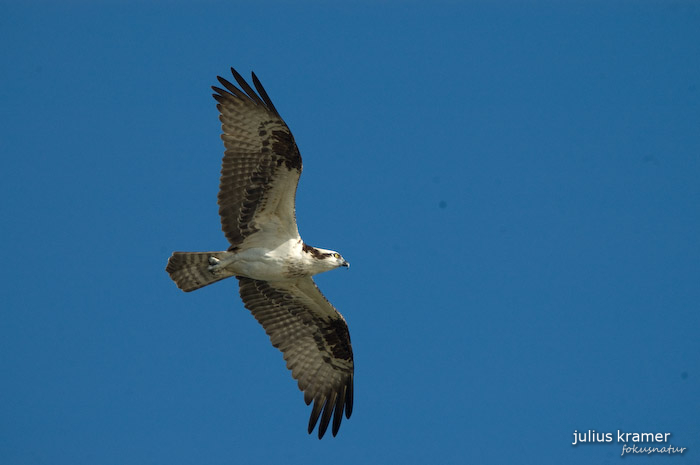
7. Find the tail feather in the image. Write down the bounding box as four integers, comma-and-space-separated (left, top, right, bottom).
166, 252, 233, 292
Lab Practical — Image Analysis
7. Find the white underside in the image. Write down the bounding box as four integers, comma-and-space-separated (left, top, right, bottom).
211, 237, 332, 281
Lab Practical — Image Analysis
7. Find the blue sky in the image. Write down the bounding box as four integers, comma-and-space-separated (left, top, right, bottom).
2, 2, 699, 464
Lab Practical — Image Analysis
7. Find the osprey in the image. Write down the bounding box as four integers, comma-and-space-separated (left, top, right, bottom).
166, 68, 353, 438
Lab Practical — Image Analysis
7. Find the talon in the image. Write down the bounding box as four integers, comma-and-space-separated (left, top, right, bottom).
208, 256, 221, 273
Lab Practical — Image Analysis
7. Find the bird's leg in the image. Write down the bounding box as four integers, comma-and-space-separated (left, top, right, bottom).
207, 256, 221, 271
207, 252, 237, 276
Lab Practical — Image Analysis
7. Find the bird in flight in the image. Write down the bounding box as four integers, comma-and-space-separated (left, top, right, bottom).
166, 68, 353, 438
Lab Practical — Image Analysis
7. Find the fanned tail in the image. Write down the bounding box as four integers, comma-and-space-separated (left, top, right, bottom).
166, 252, 233, 292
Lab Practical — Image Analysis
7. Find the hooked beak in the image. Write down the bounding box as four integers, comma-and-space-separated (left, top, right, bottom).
341, 260, 350, 268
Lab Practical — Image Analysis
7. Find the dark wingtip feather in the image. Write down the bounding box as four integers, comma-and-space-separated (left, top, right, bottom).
331, 386, 346, 436
308, 397, 324, 435
251, 72, 280, 117
215, 68, 279, 117
215, 77, 245, 99
229, 67, 265, 106
229, 67, 245, 85
212, 88, 230, 104
317, 392, 336, 439
303, 390, 313, 405
212, 84, 227, 94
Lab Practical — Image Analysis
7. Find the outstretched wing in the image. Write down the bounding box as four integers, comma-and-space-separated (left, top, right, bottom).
237, 277, 354, 438
212, 68, 302, 249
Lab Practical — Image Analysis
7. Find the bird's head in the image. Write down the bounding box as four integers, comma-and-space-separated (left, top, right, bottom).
329, 251, 350, 269
304, 245, 350, 272
320, 248, 350, 269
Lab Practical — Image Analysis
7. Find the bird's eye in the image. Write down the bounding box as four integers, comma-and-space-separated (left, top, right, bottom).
333, 253, 341, 259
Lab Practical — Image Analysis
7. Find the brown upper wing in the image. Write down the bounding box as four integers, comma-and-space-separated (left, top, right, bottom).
212, 68, 302, 249
237, 276, 354, 438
